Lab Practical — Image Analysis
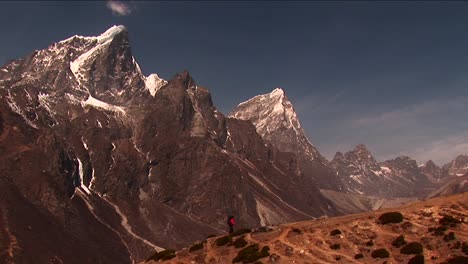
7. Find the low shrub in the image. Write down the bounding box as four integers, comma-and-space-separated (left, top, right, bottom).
232, 228, 252, 237
216, 235, 232, 246
440, 215, 461, 227
462, 242, 468, 254
444, 232, 456, 242
371, 248, 389, 258
444, 256, 468, 264
408, 254, 425, 264
189, 241, 206, 252
354, 253, 364, 259
233, 237, 248, 248
366, 240, 374, 247
451, 241, 461, 249
232, 244, 270, 263
146, 249, 176, 261
429, 226, 447, 236
400, 242, 423, 255
379, 212, 404, 224
402, 221, 413, 229
330, 244, 341, 250
252, 226, 272, 233
392, 235, 407, 248
330, 229, 342, 236
291, 228, 302, 234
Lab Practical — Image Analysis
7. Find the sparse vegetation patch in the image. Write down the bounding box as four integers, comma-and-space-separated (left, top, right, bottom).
429, 226, 447, 236
330, 243, 341, 250
392, 235, 407, 248
233, 237, 248, 248
216, 235, 232, 246
291, 228, 301, 234
330, 229, 342, 236
232, 244, 270, 263
378, 212, 404, 224
146, 249, 176, 261
252, 226, 272, 233
232, 228, 252, 237
354, 253, 364, 259
443, 256, 468, 264
444, 232, 456, 242
462, 242, 468, 255
189, 240, 206, 252
440, 215, 462, 227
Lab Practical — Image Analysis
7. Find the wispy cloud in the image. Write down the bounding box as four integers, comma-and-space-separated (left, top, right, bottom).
106, 1, 132, 16
354, 96, 468, 127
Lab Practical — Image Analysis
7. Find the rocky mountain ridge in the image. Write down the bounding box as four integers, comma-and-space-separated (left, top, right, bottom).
0, 25, 340, 263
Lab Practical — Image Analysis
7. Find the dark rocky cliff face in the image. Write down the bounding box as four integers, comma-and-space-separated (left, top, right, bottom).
0, 26, 338, 263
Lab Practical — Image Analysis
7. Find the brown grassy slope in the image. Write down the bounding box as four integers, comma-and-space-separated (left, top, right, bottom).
145, 192, 467, 264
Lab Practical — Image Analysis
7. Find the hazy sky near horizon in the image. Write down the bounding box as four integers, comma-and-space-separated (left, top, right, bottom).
1, 1, 467, 165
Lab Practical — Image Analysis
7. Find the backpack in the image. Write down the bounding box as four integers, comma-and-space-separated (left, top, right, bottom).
229, 218, 235, 226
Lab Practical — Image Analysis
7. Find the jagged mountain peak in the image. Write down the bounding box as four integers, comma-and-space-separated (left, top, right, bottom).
424, 159, 439, 168
229, 88, 323, 161
354, 143, 369, 152
453, 154, 468, 165
351, 144, 373, 158
384, 156, 420, 169
269, 87, 285, 98
336, 144, 377, 166
175, 70, 196, 87
420, 159, 443, 183
443, 154, 468, 177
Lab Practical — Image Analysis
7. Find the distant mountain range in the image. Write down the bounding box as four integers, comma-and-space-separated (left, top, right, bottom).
0, 25, 466, 263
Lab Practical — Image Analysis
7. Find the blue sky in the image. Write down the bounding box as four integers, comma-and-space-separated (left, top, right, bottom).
1, 1, 467, 165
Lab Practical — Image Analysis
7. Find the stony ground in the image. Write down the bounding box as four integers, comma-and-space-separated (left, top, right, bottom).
144, 192, 468, 264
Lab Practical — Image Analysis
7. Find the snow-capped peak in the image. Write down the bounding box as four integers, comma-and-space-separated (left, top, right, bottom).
59, 25, 126, 44
96, 25, 126, 44
270, 88, 284, 97
69, 25, 127, 88
230, 88, 322, 160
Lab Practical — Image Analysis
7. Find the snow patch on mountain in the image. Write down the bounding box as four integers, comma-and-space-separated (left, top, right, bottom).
69, 26, 126, 88
81, 95, 126, 114
145, 73, 167, 96
77, 158, 91, 195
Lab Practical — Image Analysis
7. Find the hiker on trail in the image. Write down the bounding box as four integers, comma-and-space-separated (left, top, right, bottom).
227, 215, 235, 234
